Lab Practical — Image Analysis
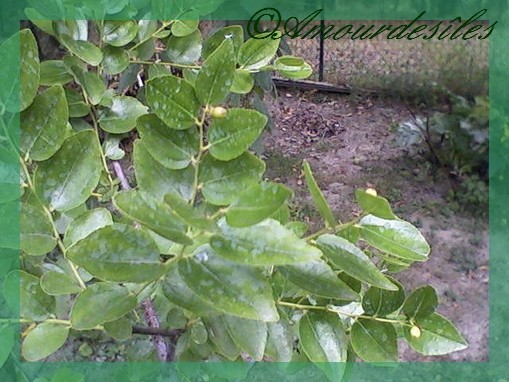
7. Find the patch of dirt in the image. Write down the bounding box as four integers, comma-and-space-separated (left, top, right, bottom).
264, 89, 489, 362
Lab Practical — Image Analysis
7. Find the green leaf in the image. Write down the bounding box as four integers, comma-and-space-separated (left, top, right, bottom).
54, 20, 88, 41
223, 315, 267, 361
203, 25, 244, 59
65, 88, 90, 118
67, 65, 106, 106
231, 69, 254, 94
179, 248, 279, 321
403, 313, 467, 355
21, 85, 68, 161
208, 108, 267, 161
34, 130, 102, 211
148, 64, 170, 79
63, 208, 113, 247
302, 160, 336, 228
20, 203, 57, 256
226, 182, 291, 227
402, 285, 438, 320
134, 140, 195, 201
285, 221, 308, 237
0, 326, 14, 368
355, 189, 397, 219
164, 192, 217, 231
211, 218, 321, 266
279, 259, 359, 300
161, 264, 219, 316
195, 38, 235, 105
67, 224, 166, 283
70, 282, 137, 330
20, 29, 40, 111
25, 8, 55, 36
39, 60, 73, 86
104, 317, 132, 341
60, 35, 103, 66
22, 323, 69, 361
137, 114, 199, 170
146, 75, 200, 130
299, 311, 348, 362
358, 215, 430, 261
362, 277, 405, 316
101, 45, 129, 75
190, 320, 208, 344
238, 32, 280, 70
265, 320, 294, 362
351, 319, 398, 362
114, 190, 192, 245
40, 270, 84, 295
163, 30, 202, 65
203, 316, 241, 360
171, 17, 199, 37
101, 21, 138, 47
4, 270, 55, 321
274, 56, 312, 79
137, 20, 157, 40
316, 234, 398, 291
98, 96, 148, 133
200, 152, 265, 206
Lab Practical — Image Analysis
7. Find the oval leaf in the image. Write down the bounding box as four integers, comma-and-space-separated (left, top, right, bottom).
63, 208, 113, 247
60, 35, 103, 66
316, 234, 398, 291
265, 320, 294, 362
203, 25, 244, 59
104, 317, 133, 341
98, 96, 148, 134
20, 29, 40, 111
358, 215, 430, 261
102, 20, 138, 47
21, 203, 57, 256
362, 276, 405, 316
164, 192, 217, 232
238, 32, 280, 70
163, 30, 202, 65
402, 285, 438, 320
203, 316, 241, 360
34, 130, 102, 211
39, 60, 73, 86
355, 189, 397, 219
351, 319, 398, 362
70, 282, 137, 330
231, 69, 254, 94
223, 315, 267, 361
22, 323, 69, 361
101, 45, 129, 75
67, 224, 166, 283
40, 270, 84, 295
171, 17, 199, 37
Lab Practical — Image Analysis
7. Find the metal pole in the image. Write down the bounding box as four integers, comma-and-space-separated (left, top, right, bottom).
318, 3, 325, 81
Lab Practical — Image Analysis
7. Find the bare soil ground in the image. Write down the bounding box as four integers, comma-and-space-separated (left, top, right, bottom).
263, 88, 489, 362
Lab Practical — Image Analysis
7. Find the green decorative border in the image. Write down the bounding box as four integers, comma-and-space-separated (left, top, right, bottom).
0, 0, 507, 380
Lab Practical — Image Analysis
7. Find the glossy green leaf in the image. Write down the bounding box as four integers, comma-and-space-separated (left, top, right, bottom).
211, 218, 321, 266
265, 320, 294, 362
316, 234, 398, 291
137, 114, 199, 170
199, 152, 265, 206
203, 316, 241, 360
274, 56, 312, 79
285, 221, 308, 237
203, 25, 244, 59
98, 96, 148, 133
60, 35, 103, 66
65, 88, 90, 118
39, 60, 73, 86
195, 38, 235, 105
171, 17, 199, 37
302, 160, 336, 228
135, 38, 156, 60
22, 323, 69, 361
20, 203, 56, 256
137, 20, 158, 40
223, 315, 267, 361
402, 285, 438, 320
54, 20, 88, 41
231, 69, 254, 94
101, 21, 138, 47
190, 320, 208, 344
114, 190, 192, 245
208, 108, 267, 161
70, 282, 137, 330
403, 313, 467, 355
40, 270, 84, 295
20, 29, 40, 111
67, 224, 166, 283
63, 208, 113, 247
358, 215, 430, 261
280, 259, 359, 300
355, 189, 397, 219
161, 264, 219, 316
163, 30, 202, 65
299, 311, 347, 362
21, 85, 68, 161
351, 319, 398, 362
0, 326, 14, 368
134, 140, 195, 201
148, 64, 170, 79
4, 270, 55, 321
238, 32, 280, 70
362, 277, 405, 316
35, 130, 102, 211
179, 248, 279, 321
164, 192, 217, 231
104, 317, 133, 341
226, 182, 291, 227
146, 75, 200, 130
101, 45, 129, 75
